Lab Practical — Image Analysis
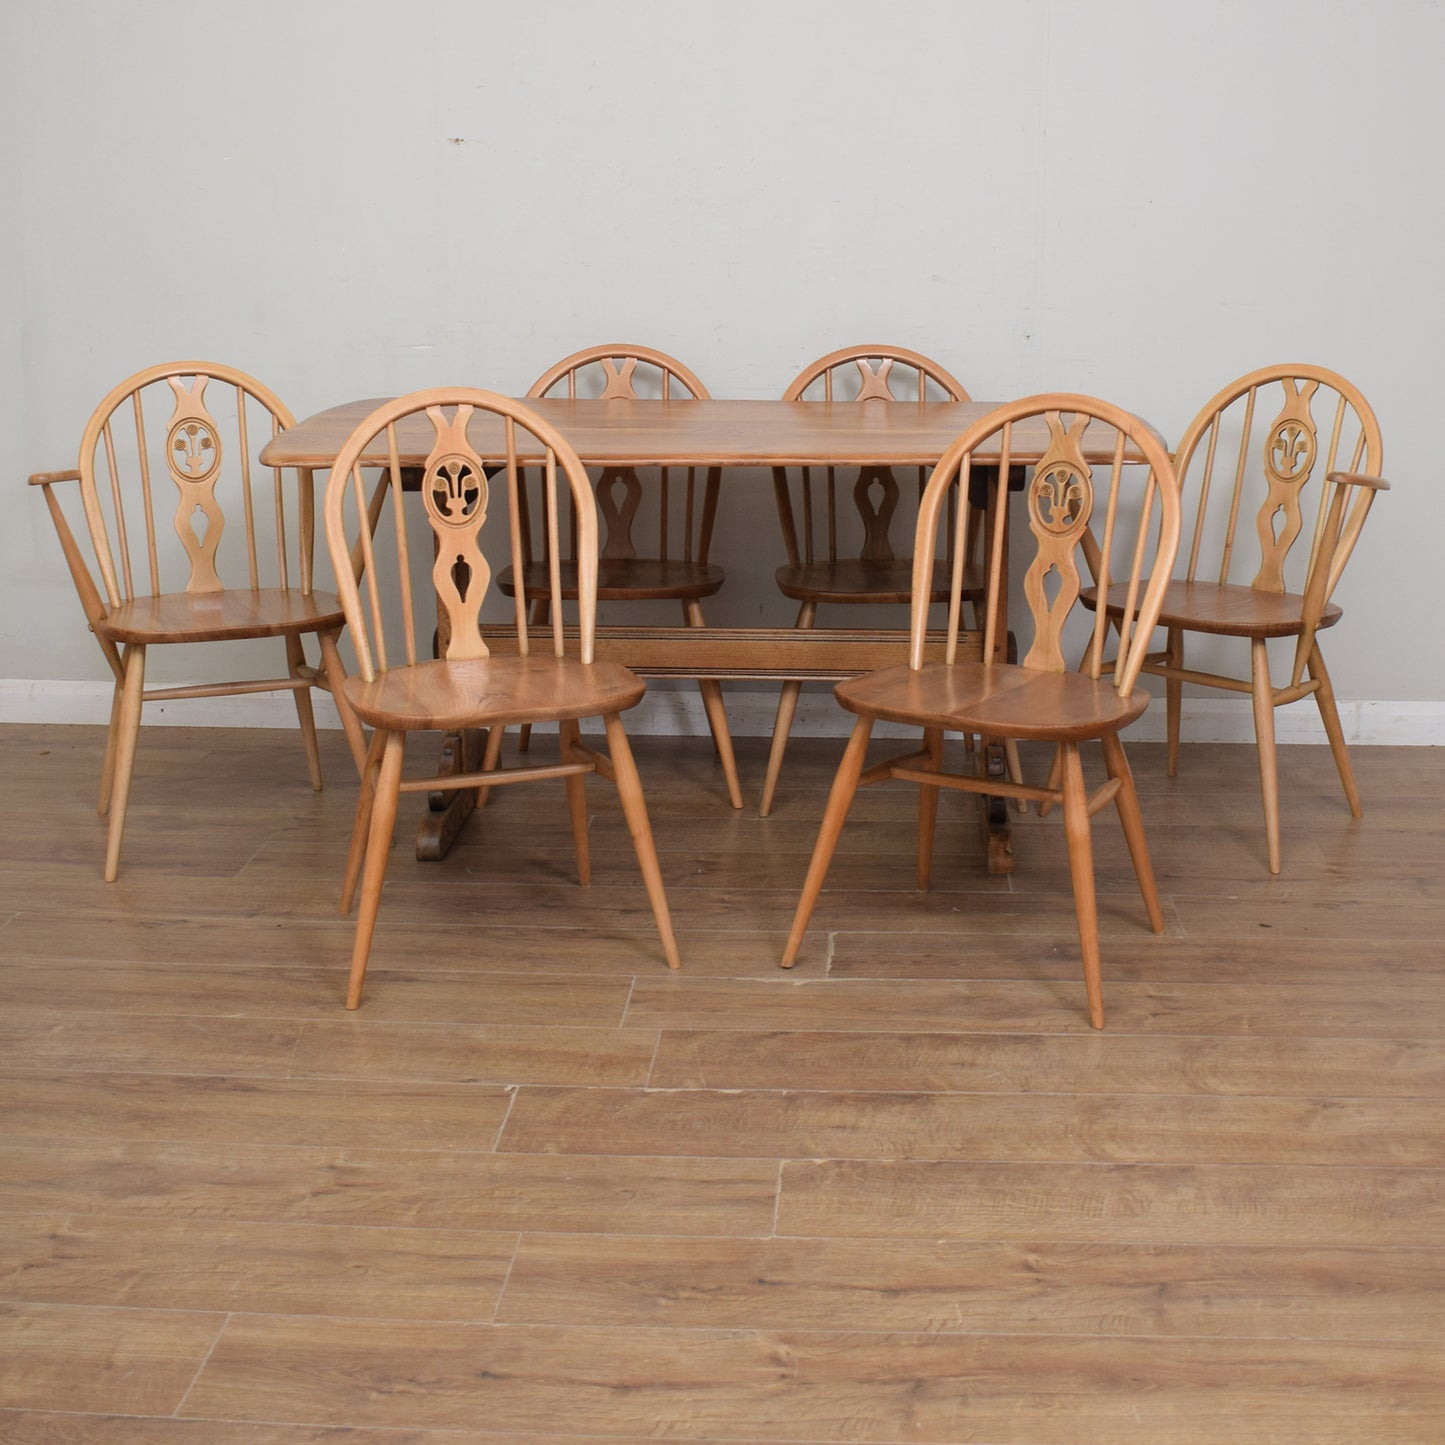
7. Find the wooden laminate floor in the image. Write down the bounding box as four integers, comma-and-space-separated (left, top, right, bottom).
1, 721, 1442, 1443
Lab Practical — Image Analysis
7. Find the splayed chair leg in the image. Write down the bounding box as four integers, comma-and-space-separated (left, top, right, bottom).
781, 714, 874, 969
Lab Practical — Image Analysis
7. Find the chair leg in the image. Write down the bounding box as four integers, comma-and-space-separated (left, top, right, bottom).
1059, 742, 1105, 1029
1165, 626, 1183, 777
683, 599, 742, 810
1038, 746, 1063, 818
917, 727, 944, 890
603, 712, 680, 970
781, 714, 874, 968
517, 599, 549, 753
559, 718, 591, 887
103, 644, 147, 883
341, 728, 389, 913
1250, 638, 1283, 874
1003, 738, 1027, 814
346, 728, 406, 1009
98, 677, 124, 816
1307, 643, 1362, 818
474, 723, 505, 809
1101, 732, 1164, 934
286, 634, 324, 791
318, 628, 369, 777
759, 601, 816, 816
1039, 647, 1093, 819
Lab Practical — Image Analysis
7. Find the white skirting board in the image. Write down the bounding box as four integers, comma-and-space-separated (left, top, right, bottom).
2, 678, 1443, 745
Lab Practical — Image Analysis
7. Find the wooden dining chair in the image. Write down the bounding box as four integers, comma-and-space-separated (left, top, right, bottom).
760, 344, 985, 815
496, 344, 741, 809
30, 361, 368, 880
781, 395, 1183, 1029
324, 387, 680, 1009
1084, 364, 1387, 873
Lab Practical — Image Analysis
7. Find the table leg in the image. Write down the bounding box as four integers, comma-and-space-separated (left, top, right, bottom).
417, 726, 488, 860
983, 742, 1014, 874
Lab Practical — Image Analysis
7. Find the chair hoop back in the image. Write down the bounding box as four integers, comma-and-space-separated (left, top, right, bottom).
323, 388, 601, 682
1170, 364, 1382, 598
528, 345, 710, 402
913, 394, 1181, 697
781, 345, 970, 403
76, 361, 299, 608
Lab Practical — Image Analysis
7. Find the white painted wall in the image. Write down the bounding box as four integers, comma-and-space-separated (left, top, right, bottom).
4, 0, 1440, 738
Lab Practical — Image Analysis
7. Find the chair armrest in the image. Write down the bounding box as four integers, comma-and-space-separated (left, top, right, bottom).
30, 466, 125, 680
1327, 469, 1390, 493
1288, 470, 1390, 686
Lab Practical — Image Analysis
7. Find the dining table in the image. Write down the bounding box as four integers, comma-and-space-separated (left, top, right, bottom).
261, 395, 1165, 868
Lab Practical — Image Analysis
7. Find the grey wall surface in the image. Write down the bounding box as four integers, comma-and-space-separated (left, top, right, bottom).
3, 0, 1437, 716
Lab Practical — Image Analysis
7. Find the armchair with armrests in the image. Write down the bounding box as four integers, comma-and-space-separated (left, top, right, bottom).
30, 361, 367, 880
1084, 364, 1388, 873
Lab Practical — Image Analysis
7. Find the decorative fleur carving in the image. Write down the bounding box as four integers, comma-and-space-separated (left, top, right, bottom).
1022, 411, 1095, 672
424, 455, 488, 529
421, 406, 491, 659
1253, 377, 1321, 593
164, 375, 225, 592
170, 419, 220, 480
1030, 461, 1092, 537
1267, 418, 1316, 484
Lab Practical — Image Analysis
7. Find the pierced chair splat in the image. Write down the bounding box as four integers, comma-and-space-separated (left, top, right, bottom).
781, 396, 1183, 1029
30, 361, 367, 880
497, 344, 742, 809
324, 387, 680, 1010
1084, 364, 1388, 873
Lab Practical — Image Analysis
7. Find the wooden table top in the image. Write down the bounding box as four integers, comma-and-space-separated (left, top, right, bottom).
260, 396, 1165, 470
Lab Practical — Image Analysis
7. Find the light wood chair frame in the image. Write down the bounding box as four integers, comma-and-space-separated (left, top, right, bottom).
761, 344, 979, 816
1133, 364, 1387, 873
781, 395, 1183, 1028
323, 387, 680, 1009
30, 361, 367, 880
501, 344, 741, 809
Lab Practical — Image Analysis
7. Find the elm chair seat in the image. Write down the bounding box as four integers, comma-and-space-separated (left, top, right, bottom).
95, 587, 349, 645
776, 557, 985, 607
837, 660, 1152, 742
341, 656, 646, 733
1084, 578, 1342, 640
